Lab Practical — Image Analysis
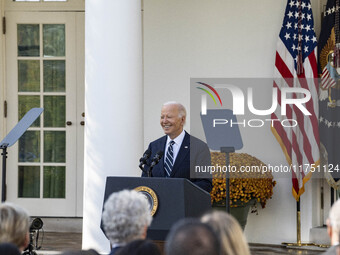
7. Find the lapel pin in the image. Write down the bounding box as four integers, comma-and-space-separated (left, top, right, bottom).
184, 146, 188, 149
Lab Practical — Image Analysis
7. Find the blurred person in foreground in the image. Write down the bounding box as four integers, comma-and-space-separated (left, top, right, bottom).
201, 211, 250, 255
115, 239, 161, 255
61, 249, 100, 255
102, 189, 152, 255
0, 243, 21, 255
323, 199, 340, 255
0, 202, 30, 251
165, 218, 220, 255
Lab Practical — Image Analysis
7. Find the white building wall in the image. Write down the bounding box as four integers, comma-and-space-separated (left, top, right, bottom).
143, 0, 323, 244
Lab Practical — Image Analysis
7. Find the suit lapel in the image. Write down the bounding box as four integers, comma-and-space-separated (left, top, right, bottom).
170, 132, 190, 177
156, 136, 166, 177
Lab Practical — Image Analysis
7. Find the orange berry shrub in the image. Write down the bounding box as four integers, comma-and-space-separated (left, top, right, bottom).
210, 152, 276, 208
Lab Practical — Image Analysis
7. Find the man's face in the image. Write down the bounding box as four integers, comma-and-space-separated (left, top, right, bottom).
160, 104, 185, 139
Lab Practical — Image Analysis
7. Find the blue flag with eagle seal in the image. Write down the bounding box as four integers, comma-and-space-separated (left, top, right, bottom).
318, 0, 340, 188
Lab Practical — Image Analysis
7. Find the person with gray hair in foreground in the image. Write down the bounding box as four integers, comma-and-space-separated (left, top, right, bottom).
323, 199, 340, 255
102, 189, 152, 255
0, 202, 30, 251
165, 218, 220, 255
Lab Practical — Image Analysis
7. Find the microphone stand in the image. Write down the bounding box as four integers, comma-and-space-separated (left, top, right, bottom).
147, 152, 163, 177
139, 161, 153, 177
147, 166, 153, 177
140, 152, 163, 178
1, 143, 8, 202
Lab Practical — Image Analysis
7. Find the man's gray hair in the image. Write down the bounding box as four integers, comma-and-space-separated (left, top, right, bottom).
0, 203, 29, 248
102, 189, 152, 244
329, 199, 340, 232
163, 101, 187, 118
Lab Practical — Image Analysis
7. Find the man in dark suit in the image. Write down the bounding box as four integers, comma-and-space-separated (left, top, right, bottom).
142, 102, 212, 193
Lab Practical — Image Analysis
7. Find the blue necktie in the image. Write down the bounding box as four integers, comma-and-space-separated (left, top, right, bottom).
164, 141, 175, 177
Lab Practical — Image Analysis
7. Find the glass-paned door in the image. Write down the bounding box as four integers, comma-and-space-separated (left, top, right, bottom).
5, 12, 84, 216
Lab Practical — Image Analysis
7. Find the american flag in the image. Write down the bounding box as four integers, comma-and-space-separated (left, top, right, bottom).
321, 64, 337, 90
271, 0, 320, 201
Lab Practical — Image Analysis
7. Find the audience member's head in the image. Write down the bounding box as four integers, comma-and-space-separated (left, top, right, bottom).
201, 211, 250, 255
327, 199, 340, 245
0, 243, 21, 255
165, 218, 220, 255
115, 239, 161, 255
61, 249, 100, 255
0, 202, 30, 251
102, 189, 152, 245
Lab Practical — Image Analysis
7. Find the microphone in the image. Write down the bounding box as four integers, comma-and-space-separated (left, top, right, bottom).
150, 151, 164, 168
139, 149, 151, 172
139, 149, 151, 165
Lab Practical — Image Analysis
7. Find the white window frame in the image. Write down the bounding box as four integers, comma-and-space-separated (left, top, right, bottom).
5, 0, 84, 12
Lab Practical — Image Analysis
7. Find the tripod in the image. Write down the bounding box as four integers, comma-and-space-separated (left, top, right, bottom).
22, 230, 39, 255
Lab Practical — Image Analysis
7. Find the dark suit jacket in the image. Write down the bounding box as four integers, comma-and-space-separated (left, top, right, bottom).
109, 246, 122, 255
142, 131, 212, 192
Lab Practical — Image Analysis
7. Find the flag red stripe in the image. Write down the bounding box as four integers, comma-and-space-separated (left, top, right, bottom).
275, 52, 294, 78
271, 112, 292, 159
275, 56, 315, 164
308, 52, 318, 79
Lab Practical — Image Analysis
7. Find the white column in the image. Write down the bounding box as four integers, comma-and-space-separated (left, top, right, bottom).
83, 0, 143, 252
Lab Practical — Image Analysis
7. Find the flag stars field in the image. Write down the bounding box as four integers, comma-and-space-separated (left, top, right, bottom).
279, 0, 317, 67
286, 22, 292, 29
320, 115, 340, 129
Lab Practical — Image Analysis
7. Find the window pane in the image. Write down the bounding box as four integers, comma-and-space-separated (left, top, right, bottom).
44, 131, 65, 163
19, 131, 40, 162
18, 166, 40, 198
19, 95, 40, 127
43, 24, 65, 57
43, 166, 65, 198
43, 60, 65, 92
18, 60, 40, 92
44, 96, 65, 127
17, 24, 39, 57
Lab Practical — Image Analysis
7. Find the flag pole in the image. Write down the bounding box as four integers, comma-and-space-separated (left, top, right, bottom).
296, 200, 301, 246
282, 197, 317, 247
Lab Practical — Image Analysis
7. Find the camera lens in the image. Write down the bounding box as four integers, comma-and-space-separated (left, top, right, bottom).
30, 218, 43, 231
